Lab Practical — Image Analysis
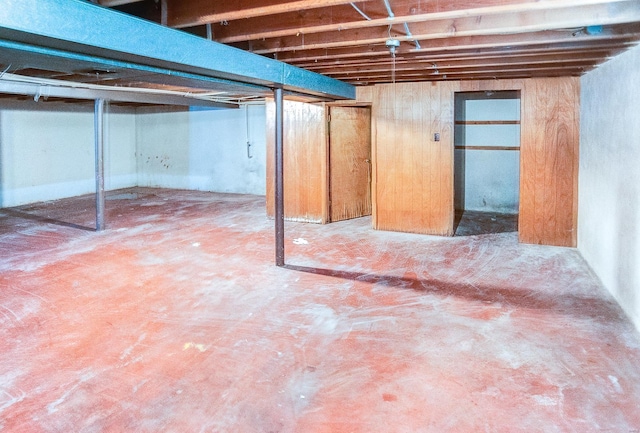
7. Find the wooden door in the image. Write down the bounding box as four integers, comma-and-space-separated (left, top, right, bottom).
328, 106, 372, 222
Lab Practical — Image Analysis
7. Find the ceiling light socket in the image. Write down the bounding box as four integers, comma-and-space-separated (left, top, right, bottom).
385, 38, 400, 57
385, 39, 400, 49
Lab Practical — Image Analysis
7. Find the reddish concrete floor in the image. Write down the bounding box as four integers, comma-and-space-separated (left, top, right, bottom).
1, 188, 639, 432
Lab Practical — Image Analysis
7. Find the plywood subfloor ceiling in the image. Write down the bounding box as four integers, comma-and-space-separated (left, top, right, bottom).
106, 0, 640, 85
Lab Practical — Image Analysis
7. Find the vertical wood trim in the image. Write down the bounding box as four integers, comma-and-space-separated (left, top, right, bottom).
266, 98, 326, 223
320, 102, 328, 224
427, 83, 438, 232
266, 98, 275, 217
441, 81, 457, 236
323, 104, 331, 224
519, 86, 533, 243
571, 77, 580, 247
328, 106, 372, 222
371, 86, 380, 230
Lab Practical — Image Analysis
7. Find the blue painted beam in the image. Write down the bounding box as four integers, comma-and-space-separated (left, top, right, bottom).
0, 0, 355, 100
0, 40, 271, 98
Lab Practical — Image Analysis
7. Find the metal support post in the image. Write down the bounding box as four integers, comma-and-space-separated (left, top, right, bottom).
274, 87, 285, 266
94, 98, 106, 231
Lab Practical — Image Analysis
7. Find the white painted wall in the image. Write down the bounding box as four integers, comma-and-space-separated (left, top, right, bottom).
0, 101, 267, 209
0, 100, 136, 207
454, 97, 520, 213
580, 44, 640, 331
136, 104, 266, 195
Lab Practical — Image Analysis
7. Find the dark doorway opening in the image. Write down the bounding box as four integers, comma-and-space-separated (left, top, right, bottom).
454, 90, 521, 236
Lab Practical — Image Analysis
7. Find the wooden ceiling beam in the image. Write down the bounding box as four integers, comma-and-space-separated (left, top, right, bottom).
204, 4, 367, 43
329, 61, 596, 78
175, 0, 537, 35
250, 2, 640, 54
102, 0, 640, 84
352, 70, 581, 84
304, 51, 615, 73
333, 65, 589, 83
214, 0, 638, 44
297, 44, 627, 68
338, 67, 590, 80
282, 43, 635, 66
166, 0, 374, 29
210, 0, 538, 43
199, 0, 555, 38
272, 25, 640, 62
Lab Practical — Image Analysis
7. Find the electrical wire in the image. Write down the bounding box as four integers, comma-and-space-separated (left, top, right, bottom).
350, 2, 371, 21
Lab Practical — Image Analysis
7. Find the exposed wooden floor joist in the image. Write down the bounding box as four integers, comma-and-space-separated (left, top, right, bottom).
110, 0, 640, 84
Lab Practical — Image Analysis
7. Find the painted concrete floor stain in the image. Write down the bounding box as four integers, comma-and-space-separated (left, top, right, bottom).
0, 188, 639, 432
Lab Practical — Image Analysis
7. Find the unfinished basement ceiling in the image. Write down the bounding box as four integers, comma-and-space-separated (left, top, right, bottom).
108, 0, 640, 85
0, 0, 354, 106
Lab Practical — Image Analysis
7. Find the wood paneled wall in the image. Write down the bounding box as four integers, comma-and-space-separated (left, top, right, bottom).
519, 78, 579, 247
266, 98, 327, 223
371, 82, 456, 235
458, 78, 579, 246
368, 77, 579, 247
264, 78, 578, 246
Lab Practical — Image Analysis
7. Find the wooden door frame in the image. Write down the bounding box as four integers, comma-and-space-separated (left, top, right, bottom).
325, 102, 373, 223
452, 89, 522, 234
457, 78, 579, 247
